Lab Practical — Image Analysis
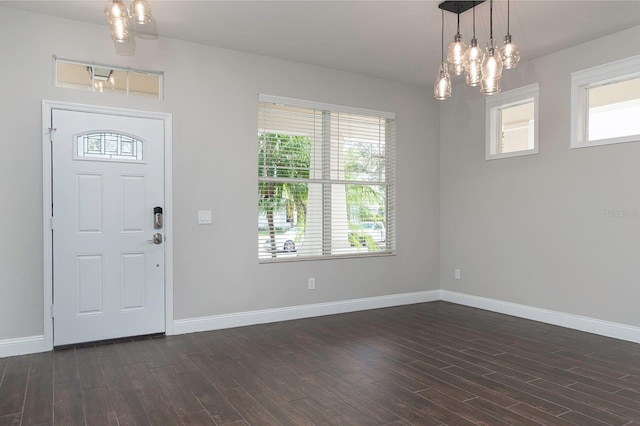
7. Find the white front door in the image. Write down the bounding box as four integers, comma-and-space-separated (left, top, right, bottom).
52, 109, 165, 346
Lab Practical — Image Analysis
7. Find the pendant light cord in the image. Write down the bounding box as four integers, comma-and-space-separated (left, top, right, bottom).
489, 0, 493, 39
472, 3, 476, 38
507, 0, 511, 35
441, 9, 444, 62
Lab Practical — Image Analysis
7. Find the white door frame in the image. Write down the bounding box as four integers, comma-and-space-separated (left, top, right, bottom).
42, 100, 174, 350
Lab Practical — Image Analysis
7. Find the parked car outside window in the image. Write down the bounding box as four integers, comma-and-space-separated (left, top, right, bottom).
263, 228, 303, 253
349, 221, 385, 248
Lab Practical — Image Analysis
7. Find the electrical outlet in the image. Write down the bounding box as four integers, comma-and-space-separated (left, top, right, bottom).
455, 269, 461, 280
308, 277, 316, 290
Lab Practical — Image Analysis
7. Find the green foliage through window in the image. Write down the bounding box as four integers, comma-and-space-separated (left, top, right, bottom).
258, 97, 395, 261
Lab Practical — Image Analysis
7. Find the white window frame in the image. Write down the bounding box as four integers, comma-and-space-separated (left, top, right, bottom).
54, 57, 164, 99
485, 83, 539, 160
571, 55, 640, 149
258, 94, 396, 263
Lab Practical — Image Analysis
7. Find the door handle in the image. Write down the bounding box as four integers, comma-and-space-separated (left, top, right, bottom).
148, 233, 163, 244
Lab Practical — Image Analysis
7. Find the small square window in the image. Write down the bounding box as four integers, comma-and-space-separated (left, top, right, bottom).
486, 84, 539, 160
571, 56, 640, 149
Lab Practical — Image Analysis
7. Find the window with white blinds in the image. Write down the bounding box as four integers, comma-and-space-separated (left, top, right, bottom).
258, 95, 396, 262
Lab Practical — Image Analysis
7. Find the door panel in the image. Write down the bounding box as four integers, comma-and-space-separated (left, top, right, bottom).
121, 175, 145, 231
52, 109, 165, 346
76, 174, 103, 232
77, 254, 103, 314
121, 253, 145, 309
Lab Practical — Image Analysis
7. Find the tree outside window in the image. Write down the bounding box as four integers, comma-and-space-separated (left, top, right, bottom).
258, 97, 395, 261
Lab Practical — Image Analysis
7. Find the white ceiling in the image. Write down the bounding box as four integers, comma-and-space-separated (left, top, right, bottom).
3, 0, 640, 86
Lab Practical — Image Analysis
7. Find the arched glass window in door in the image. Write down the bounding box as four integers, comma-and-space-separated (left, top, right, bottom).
75, 132, 144, 162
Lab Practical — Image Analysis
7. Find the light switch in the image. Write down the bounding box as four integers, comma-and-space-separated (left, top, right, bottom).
198, 210, 212, 225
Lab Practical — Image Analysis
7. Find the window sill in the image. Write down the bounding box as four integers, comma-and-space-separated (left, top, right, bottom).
258, 250, 396, 264
486, 148, 539, 161
571, 134, 640, 149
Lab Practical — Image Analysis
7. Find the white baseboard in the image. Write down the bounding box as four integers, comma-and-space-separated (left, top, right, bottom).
174, 290, 440, 335
0, 335, 48, 358
441, 290, 640, 344
4, 289, 639, 358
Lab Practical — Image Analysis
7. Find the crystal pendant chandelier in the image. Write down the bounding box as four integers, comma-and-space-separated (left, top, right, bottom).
436, 0, 521, 99
105, 0, 130, 43
130, 0, 153, 25
500, 0, 521, 69
446, 12, 466, 76
463, 5, 483, 87
480, 0, 503, 95
434, 10, 452, 100
104, 0, 153, 43
480, 37, 503, 95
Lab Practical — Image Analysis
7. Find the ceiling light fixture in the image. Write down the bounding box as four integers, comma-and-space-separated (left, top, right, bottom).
480, 0, 503, 95
447, 11, 466, 76
500, 0, 520, 69
434, 9, 452, 100
104, 0, 153, 43
130, 0, 153, 25
463, 4, 483, 87
105, 0, 130, 43
436, 0, 521, 100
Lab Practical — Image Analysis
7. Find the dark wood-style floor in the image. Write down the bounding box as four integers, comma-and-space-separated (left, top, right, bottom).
2, 302, 640, 425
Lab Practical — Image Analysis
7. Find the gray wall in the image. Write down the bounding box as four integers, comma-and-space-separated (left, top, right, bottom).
0, 8, 440, 340
440, 25, 640, 327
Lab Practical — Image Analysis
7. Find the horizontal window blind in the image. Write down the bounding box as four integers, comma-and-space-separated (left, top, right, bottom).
258, 95, 396, 261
